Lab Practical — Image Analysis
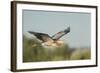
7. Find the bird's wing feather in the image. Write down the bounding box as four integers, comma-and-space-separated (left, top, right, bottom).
52, 27, 70, 40
28, 31, 53, 42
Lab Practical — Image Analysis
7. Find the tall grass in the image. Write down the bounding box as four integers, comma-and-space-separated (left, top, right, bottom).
23, 35, 91, 62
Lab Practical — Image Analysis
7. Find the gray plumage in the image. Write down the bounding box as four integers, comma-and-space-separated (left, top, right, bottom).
28, 27, 70, 42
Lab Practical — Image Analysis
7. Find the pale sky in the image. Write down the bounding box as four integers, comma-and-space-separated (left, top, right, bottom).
22, 10, 91, 48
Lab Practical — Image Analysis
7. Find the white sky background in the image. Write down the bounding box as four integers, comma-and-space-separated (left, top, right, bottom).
22, 10, 91, 48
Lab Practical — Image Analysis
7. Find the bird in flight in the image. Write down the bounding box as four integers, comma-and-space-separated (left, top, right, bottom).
28, 27, 70, 48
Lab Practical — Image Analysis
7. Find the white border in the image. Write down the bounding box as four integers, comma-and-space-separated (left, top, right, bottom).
17, 3, 96, 69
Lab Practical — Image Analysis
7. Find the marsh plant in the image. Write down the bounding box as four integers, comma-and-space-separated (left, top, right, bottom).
23, 35, 91, 62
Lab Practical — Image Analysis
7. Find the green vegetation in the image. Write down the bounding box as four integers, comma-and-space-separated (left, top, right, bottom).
23, 35, 91, 62
70, 48, 91, 60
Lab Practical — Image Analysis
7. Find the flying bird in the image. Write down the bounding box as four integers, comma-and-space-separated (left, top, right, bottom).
28, 27, 70, 48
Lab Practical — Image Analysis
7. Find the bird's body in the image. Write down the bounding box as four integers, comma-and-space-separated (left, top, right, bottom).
28, 27, 70, 48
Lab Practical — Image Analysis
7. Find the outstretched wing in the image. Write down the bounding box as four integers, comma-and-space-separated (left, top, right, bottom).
28, 31, 53, 42
52, 27, 70, 40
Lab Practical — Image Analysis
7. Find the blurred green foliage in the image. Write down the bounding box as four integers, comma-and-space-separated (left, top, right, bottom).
70, 48, 91, 60
23, 35, 91, 62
